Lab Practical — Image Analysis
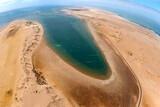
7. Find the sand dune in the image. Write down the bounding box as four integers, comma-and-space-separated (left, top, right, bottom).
0, 20, 71, 107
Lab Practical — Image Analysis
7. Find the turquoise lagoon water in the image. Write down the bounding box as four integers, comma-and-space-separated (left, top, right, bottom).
41, 8, 108, 77
0, 4, 159, 78
0, 6, 108, 78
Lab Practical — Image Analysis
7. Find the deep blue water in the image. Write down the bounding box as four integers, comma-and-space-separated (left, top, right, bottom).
0, 3, 159, 35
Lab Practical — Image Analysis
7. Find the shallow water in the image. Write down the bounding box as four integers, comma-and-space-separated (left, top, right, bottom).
0, 6, 109, 78
0, 4, 159, 78
40, 8, 108, 77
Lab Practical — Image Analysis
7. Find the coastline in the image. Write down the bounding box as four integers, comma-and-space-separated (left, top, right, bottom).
33, 8, 141, 107
67, 8, 160, 107
44, 26, 111, 80
86, 21, 142, 106
82, 7, 160, 38
0, 20, 71, 107
0, 7, 160, 107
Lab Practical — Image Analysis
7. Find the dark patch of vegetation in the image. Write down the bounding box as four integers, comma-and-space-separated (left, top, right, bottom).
25, 21, 33, 26
6, 26, 19, 38
32, 67, 47, 85
128, 51, 133, 56
6, 89, 13, 96
70, 8, 89, 11
33, 26, 40, 33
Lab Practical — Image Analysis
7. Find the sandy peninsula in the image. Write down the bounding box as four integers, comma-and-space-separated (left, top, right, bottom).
0, 20, 71, 107
0, 7, 160, 107
66, 8, 160, 107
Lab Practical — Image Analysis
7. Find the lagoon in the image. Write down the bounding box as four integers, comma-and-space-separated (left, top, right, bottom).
0, 4, 159, 78
0, 6, 109, 78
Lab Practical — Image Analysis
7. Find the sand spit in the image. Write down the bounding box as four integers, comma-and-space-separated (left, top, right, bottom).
33, 9, 141, 107
0, 20, 71, 107
33, 33, 140, 107
1, 8, 160, 107
66, 8, 160, 107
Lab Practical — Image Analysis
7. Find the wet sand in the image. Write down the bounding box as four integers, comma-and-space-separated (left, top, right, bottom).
0, 7, 160, 107
33, 31, 140, 107
33, 8, 141, 107
66, 8, 160, 107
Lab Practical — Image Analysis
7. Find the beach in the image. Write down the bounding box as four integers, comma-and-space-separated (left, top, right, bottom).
66, 8, 160, 107
0, 7, 160, 107
0, 20, 71, 107
33, 8, 141, 107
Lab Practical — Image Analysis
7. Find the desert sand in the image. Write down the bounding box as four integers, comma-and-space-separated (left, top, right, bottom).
0, 20, 71, 107
66, 8, 160, 107
0, 7, 160, 107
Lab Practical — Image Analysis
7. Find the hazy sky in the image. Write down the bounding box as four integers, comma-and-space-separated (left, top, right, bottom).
0, 0, 160, 13
125, 0, 160, 12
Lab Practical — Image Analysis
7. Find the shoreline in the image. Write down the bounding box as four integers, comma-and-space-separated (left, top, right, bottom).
0, 7, 160, 107
81, 6, 160, 37
0, 20, 71, 107
67, 8, 160, 107
65, 7, 160, 40
86, 21, 142, 107
32, 8, 142, 107
44, 27, 111, 80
